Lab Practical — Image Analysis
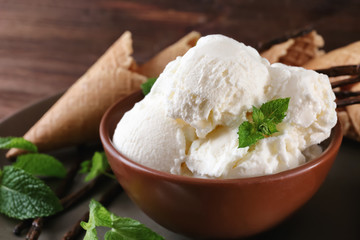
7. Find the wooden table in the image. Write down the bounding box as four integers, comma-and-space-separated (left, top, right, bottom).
1, 0, 360, 121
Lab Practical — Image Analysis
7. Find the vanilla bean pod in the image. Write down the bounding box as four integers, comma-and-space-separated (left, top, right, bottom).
314, 65, 360, 107
331, 75, 360, 89
315, 64, 360, 77
257, 26, 313, 52
63, 212, 88, 240
56, 159, 83, 198
335, 91, 360, 98
25, 218, 43, 240
336, 96, 360, 107
60, 176, 102, 209
62, 183, 123, 240
13, 219, 32, 236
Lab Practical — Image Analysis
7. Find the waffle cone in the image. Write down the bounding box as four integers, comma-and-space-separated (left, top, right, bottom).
138, 31, 201, 78
260, 39, 294, 63
303, 41, 360, 139
261, 30, 324, 66
303, 41, 360, 69
7, 31, 146, 158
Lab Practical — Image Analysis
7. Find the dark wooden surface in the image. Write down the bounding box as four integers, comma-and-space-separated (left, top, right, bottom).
1, 0, 360, 121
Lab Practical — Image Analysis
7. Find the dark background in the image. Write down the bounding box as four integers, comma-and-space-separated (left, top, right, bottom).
1, 0, 360, 120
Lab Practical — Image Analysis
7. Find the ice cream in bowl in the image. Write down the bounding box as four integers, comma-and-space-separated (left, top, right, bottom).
99, 35, 342, 239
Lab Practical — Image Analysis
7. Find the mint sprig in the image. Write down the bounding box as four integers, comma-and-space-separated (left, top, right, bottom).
0, 136, 65, 220
238, 98, 290, 148
141, 77, 157, 95
13, 153, 67, 178
0, 137, 38, 152
80, 152, 115, 182
81, 199, 164, 240
0, 166, 63, 219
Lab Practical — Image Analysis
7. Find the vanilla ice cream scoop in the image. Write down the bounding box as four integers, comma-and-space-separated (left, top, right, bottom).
187, 63, 337, 178
112, 95, 187, 174
152, 35, 270, 138
113, 34, 337, 179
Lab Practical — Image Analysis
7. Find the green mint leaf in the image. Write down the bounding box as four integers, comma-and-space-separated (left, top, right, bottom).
111, 217, 164, 240
260, 97, 290, 124
89, 199, 113, 227
104, 231, 123, 240
0, 137, 37, 152
82, 227, 98, 240
0, 166, 62, 219
81, 200, 100, 240
79, 160, 91, 174
13, 153, 67, 178
238, 121, 264, 148
259, 120, 278, 136
84, 152, 110, 182
81, 205, 98, 240
82, 199, 164, 240
141, 78, 157, 95
252, 106, 264, 126
238, 98, 290, 148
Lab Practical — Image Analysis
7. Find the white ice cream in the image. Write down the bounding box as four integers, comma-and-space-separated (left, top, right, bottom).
152, 35, 270, 138
113, 34, 337, 179
113, 95, 188, 174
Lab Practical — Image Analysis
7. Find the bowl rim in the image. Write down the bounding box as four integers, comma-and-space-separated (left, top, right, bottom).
100, 91, 343, 185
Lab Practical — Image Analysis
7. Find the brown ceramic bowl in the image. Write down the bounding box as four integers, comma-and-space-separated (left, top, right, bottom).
100, 91, 343, 239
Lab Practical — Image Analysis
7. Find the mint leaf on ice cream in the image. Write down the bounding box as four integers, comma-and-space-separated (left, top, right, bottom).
238, 121, 265, 148
238, 98, 290, 148
141, 77, 157, 95
259, 98, 290, 125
